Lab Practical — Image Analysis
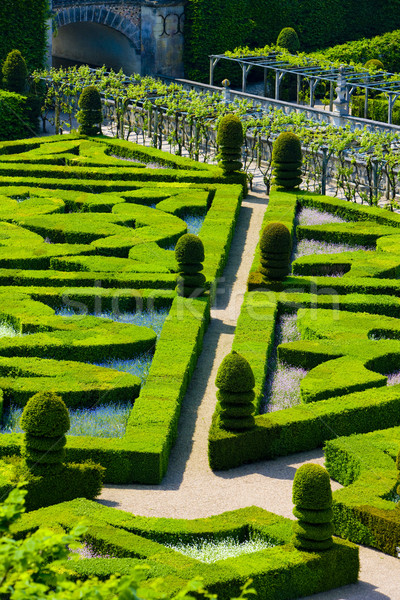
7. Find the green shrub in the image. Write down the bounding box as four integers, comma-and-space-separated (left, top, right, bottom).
77, 87, 103, 136
277, 28, 300, 53
2, 49, 27, 93
259, 222, 291, 280
271, 133, 302, 190
175, 234, 206, 297
364, 59, 384, 70
215, 351, 255, 431
0, 90, 39, 141
216, 115, 243, 174
292, 463, 333, 551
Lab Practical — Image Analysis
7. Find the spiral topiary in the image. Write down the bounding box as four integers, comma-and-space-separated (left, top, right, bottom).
364, 59, 384, 71
20, 392, 70, 476
259, 221, 291, 280
292, 463, 334, 551
175, 233, 205, 297
271, 132, 302, 190
276, 28, 300, 54
2, 49, 28, 94
76, 86, 103, 136
216, 114, 244, 174
215, 350, 255, 431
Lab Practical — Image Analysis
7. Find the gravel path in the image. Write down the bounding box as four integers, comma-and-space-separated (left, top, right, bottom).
99, 185, 400, 599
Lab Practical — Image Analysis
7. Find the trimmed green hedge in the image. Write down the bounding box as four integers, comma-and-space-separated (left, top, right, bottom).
9, 498, 359, 599
0, 91, 39, 141
210, 188, 400, 470
0, 135, 242, 484
0, 0, 48, 71
184, 0, 400, 81
324, 427, 400, 556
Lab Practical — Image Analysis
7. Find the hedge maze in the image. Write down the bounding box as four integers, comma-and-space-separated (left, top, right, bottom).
209, 188, 400, 555
0, 134, 243, 485
9, 498, 359, 600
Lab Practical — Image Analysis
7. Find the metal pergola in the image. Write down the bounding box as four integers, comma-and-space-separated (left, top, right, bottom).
209, 53, 400, 124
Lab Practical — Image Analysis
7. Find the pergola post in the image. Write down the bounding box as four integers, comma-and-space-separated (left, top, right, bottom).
329, 81, 334, 112
209, 56, 220, 86
387, 93, 399, 124
297, 75, 301, 104
364, 88, 369, 119
309, 78, 318, 108
264, 68, 268, 97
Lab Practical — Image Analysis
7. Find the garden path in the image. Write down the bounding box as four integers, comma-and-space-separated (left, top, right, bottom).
99, 183, 400, 599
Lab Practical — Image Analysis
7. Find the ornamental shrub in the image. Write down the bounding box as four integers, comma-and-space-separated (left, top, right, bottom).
396, 448, 400, 495
76, 86, 103, 136
216, 350, 255, 431
2, 49, 27, 94
20, 392, 70, 475
271, 132, 302, 190
259, 222, 291, 280
18, 392, 104, 510
277, 28, 300, 53
217, 114, 244, 174
175, 233, 206, 297
292, 463, 334, 551
364, 59, 384, 70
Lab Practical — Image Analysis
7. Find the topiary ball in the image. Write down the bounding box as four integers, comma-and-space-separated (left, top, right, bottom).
20, 392, 70, 438
175, 234, 205, 264
217, 114, 244, 148
293, 464, 332, 510
276, 28, 300, 53
364, 59, 384, 71
215, 350, 255, 393
2, 49, 28, 94
272, 132, 302, 164
78, 86, 102, 110
260, 222, 291, 257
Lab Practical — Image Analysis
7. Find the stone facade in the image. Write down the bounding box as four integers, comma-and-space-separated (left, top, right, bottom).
51, 0, 185, 76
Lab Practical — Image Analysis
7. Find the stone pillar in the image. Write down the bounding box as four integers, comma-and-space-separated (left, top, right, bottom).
141, 1, 185, 77
46, 0, 53, 67
331, 65, 349, 127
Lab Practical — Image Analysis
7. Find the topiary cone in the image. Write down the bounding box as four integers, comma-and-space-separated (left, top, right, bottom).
259, 221, 291, 280
292, 463, 334, 551
272, 132, 302, 190
2, 49, 27, 94
77, 86, 103, 136
20, 392, 70, 476
175, 233, 206, 297
216, 351, 255, 431
217, 114, 244, 174
276, 28, 300, 54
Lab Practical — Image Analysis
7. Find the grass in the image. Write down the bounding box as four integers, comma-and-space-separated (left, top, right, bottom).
164, 534, 278, 563
261, 313, 308, 413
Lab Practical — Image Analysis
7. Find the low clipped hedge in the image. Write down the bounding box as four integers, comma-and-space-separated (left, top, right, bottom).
210, 188, 400, 470
9, 498, 359, 599
352, 94, 400, 125
324, 427, 400, 556
0, 135, 242, 484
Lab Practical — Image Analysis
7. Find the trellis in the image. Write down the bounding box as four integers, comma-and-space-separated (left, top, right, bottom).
209, 53, 400, 124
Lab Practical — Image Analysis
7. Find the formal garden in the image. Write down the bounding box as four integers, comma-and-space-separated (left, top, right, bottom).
2, 1, 400, 598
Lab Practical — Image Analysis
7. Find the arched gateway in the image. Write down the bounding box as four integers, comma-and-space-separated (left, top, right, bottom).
50, 0, 185, 76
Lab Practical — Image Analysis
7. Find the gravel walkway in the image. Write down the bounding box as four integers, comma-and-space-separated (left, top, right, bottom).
99, 185, 400, 599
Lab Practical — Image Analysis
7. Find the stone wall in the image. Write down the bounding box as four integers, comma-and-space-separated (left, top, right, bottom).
51, 0, 185, 76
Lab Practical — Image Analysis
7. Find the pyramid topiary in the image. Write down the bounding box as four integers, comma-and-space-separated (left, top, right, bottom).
77, 86, 103, 136
259, 221, 291, 280
175, 233, 206, 297
20, 392, 70, 476
364, 59, 384, 71
217, 114, 244, 174
292, 463, 334, 551
272, 132, 302, 190
216, 351, 255, 431
2, 49, 28, 94
276, 28, 300, 53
